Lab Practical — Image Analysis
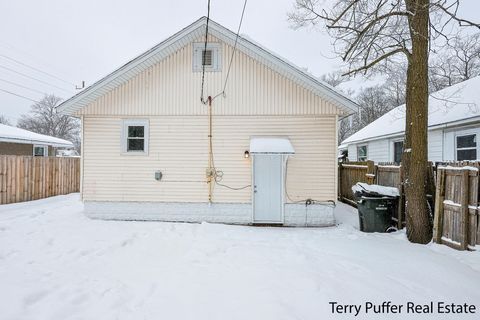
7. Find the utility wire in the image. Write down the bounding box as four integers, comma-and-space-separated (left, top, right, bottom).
200, 0, 211, 104
0, 88, 38, 103
0, 65, 72, 93
213, 0, 248, 100
0, 54, 76, 86
0, 78, 46, 95
203, 0, 251, 192
0, 41, 76, 80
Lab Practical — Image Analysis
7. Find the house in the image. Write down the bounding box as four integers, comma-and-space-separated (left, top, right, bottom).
56, 17, 357, 226
0, 123, 74, 156
341, 76, 480, 163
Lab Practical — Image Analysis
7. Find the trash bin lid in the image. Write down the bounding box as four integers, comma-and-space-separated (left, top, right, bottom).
352, 182, 399, 198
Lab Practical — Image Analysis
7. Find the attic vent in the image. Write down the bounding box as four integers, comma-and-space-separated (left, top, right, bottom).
202, 50, 213, 66
193, 43, 221, 72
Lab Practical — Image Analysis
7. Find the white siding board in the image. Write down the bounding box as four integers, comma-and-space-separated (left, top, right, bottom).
428, 129, 444, 162
77, 35, 342, 117
367, 139, 390, 162
83, 116, 337, 203
443, 131, 455, 161
348, 143, 358, 161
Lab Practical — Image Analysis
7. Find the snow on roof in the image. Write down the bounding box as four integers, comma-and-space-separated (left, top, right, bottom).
342, 76, 480, 145
0, 124, 74, 148
249, 136, 295, 154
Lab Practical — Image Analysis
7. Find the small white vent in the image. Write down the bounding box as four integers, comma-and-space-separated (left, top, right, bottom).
193, 43, 221, 72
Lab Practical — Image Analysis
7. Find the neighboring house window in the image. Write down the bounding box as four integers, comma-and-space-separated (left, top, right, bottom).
122, 120, 149, 154
456, 134, 477, 160
393, 141, 404, 164
33, 145, 47, 157
193, 43, 221, 72
357, 145, 368, 161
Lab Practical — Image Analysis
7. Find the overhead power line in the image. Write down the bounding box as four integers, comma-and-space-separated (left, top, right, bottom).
0, 78, 46, 95
0, 64, 72, 93
0, 41, 76, 82
0, 88, 38, 103
213, 0, 248, 100
200, 0, 211, 104
223, 0, 247, 93
0, 54, 76, 86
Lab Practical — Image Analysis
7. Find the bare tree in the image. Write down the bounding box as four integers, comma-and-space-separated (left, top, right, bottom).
382, 61, 408, 107
289, 0, 479, 244
355, 85, 393, 129
320, 70, 350, 87
450, 33, 480, 81
0, 115, 12, 125
338, 117, 354, 143
339, 85, 395, 142
17, 94, 80, 151
320, 70, 357, 142
430, 32, 480, 91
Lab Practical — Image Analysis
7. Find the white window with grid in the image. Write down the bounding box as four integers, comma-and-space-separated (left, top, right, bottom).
121, 119, 149, 155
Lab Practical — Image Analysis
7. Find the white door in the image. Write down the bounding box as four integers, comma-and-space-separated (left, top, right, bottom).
253, 154, 283, 223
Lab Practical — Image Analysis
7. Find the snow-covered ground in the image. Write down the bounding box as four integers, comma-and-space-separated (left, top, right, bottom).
1, 194, 479, 320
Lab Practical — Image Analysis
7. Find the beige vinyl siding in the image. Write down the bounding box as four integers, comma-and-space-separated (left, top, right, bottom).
83, 115, 336, 203
79, 34, 343, 204
77, 35, 344, 117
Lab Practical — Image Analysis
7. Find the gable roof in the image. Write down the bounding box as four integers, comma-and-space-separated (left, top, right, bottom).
341, 76, 480, 145
0, 124, 74, 148
56, 17, 357, 115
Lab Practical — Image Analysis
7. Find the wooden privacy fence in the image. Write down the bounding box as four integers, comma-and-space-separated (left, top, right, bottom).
338, 160, 435, 229
338, 161, 403, 206
433, 163, 480, 251
0, 156, 80, 205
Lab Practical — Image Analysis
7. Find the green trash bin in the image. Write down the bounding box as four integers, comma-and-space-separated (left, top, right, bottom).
356, 196, 397, 232
352, 183, 399, 233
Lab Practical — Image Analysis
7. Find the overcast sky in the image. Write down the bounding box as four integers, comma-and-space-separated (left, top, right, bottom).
0, 0, 478, 124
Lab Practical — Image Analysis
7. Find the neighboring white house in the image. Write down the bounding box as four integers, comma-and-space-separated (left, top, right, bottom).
0, 123, 73, 156
340, 76, 480, 163
56, 17, 357, 226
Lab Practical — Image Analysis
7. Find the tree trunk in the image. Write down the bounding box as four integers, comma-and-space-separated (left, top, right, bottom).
403, 0, 432, 244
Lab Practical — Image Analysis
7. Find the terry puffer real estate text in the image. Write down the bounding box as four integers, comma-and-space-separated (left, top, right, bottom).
329, 301, 476, 316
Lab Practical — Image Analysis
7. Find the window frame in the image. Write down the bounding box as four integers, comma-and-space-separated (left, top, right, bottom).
392, 139, 404, 164
192, 43, 221, 72
121, 119, 149, 155
357, 145, 368, 162
33, 144, 48, 157
455, 132, 477, 161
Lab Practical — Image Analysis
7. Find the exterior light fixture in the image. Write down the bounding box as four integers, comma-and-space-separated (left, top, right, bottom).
244, 150, 250, 158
